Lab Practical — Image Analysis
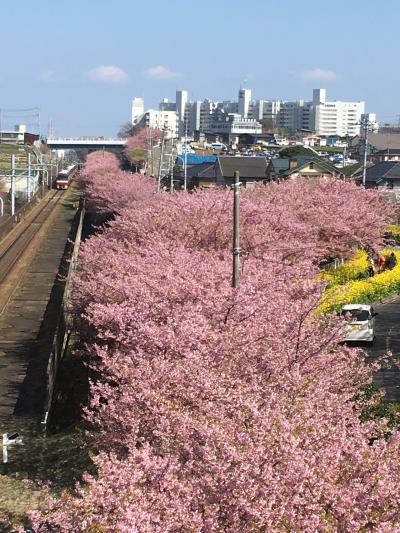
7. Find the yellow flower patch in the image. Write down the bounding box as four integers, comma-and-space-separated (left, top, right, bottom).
319, 249, 369, 288
318, 250, 400, 314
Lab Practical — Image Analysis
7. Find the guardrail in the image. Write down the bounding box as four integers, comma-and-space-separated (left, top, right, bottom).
41, 204, 85, 432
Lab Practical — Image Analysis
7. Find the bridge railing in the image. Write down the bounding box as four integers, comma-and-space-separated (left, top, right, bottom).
48, 137, 127, 144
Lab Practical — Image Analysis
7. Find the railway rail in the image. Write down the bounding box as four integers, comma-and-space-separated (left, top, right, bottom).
0, 190, 64, 286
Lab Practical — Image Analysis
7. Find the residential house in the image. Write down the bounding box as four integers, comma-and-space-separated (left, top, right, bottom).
362, 161, 400, 196
267, 155, 339, 180
180, 162, 218, 189
177, 156, 269, 188
216, 156, 269, 186
352, 133, 400, 163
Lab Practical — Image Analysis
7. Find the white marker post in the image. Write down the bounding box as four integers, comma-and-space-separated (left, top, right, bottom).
11, 154, 16, 216
28, 153, 31, 202
2, 432, 23, 474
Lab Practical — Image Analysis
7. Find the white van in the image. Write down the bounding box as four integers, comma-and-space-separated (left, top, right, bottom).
340, 304, 377, 344
210, 142, 227, 150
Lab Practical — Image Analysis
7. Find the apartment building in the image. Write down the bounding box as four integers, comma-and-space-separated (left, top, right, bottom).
159, 98, 176, 112
275, 100, 313, 132
199, 99, 217, 131
312, 89, 364, 137
251, 99, 282, 123
251, 89, 367, 136
209, 113, 262, 137
131, 88, 372, 139
131, 97, 144, 126
137, 109, 178, 138
176, 90, 188, 135
238, 88, 251, 118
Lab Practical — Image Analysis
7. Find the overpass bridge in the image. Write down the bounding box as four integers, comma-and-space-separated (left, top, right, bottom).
46, 137, 127, 153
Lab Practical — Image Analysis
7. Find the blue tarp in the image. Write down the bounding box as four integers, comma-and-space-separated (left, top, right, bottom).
177, 154, 217, 165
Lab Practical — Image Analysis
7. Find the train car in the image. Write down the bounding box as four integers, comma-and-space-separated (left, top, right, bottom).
55, 164, 77, 190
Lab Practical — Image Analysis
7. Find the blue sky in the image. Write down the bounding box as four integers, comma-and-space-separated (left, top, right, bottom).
1, 0, 399, 136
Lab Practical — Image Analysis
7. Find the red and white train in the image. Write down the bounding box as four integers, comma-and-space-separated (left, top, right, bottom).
55, 164, 78, 190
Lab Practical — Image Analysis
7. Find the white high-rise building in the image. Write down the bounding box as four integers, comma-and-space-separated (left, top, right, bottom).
238, 88, 251, 118
137, 109, 178, 138
159, 98, 176, 112
176, 90, 188, 135
199, 99, 217, 132
131, 88, 372, 139
313, 88, 326, 105
185, 100, 201, 133
312, 89, 365, 136
131, 97, 144, 125
276, 100, 313, 132
251, 99, 282, 124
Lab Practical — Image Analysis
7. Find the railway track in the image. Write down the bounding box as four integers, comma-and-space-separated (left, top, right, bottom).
0, 190, 64, 285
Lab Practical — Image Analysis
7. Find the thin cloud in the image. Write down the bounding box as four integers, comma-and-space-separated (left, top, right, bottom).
300, 68, 337, 81
40, 70, 56, 82
145, 65, 181, 80
87, 65, 128, 83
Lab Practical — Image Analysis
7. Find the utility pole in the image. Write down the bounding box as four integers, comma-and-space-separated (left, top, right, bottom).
183, 125, 188, 191
38, 109, 41, 139
157, 129, 166, 192
232, 171, 241, 288
361, 116, 372, 187
11, 154, 16, 216
147, 126, 152, 176
170, 154, 174, 193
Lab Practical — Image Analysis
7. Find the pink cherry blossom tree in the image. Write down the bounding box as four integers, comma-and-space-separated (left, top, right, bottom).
124, 127, 162, 172
29, 153, 400, 532
78, 150, 155, 224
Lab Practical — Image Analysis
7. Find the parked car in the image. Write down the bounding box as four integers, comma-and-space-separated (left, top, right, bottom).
340, 304, 377, 344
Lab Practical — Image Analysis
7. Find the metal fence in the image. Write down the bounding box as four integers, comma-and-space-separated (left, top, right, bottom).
0, 180, 47, 242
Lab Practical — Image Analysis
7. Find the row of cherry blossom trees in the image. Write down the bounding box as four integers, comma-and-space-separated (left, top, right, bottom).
31, 151, 400, 532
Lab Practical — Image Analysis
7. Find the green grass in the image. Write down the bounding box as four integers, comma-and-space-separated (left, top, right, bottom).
0, 145, 23, 154
360, 384, 400, 427
61, 182, 82, 209
0, 424, 91, 530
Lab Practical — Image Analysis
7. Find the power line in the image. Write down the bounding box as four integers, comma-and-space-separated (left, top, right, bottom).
0, 107, 40, 113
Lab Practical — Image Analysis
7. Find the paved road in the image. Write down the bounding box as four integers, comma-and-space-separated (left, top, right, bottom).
365, 295, 400, 402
